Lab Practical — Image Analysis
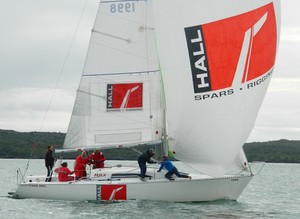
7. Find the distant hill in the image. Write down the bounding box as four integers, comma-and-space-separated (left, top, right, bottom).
244, 139, 300, 163
0, 129, 160, 160
0, 129, 299, 163
0, 129, 65, 159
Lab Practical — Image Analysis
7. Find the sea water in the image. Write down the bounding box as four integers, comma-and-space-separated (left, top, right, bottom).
0, 159, 299, 219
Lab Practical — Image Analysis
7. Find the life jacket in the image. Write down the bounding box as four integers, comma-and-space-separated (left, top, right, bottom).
89, 153, 106, 168
74, 155, 89, 178
55, 166, 74, 182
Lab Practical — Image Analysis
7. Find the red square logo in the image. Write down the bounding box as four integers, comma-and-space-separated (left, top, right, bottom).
100, 185, 127, 200
107, 83, 143, 111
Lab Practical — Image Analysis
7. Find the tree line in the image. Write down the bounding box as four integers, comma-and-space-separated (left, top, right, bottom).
0, 129, 299, 163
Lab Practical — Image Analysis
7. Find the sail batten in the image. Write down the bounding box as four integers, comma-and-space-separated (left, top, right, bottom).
82, 70, 160, 77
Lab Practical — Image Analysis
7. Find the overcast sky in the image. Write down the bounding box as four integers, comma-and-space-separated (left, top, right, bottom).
0, 0, 299, 142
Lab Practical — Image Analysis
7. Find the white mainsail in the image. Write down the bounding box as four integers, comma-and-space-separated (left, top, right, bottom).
64, 0, 164, 149
152, 0, 280, 176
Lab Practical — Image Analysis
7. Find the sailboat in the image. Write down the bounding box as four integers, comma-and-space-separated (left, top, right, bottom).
12, 0, 280, 202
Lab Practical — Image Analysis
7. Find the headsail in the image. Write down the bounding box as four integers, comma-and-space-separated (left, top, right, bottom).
152, 0, 280, 176
64, 0, 163, 150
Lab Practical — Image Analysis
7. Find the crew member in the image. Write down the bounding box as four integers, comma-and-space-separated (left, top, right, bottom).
88, 149, 106, 169
74, 151, 89, 180
55, 162, 75, 182
137, 148, 156, 180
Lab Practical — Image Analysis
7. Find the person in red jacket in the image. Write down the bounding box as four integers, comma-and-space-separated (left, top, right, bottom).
74, 151, 89, 180
55, 162, 75, 182
88, 149, 106, 169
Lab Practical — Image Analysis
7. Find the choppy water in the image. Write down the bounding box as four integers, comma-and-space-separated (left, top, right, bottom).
0, 159, 299, 219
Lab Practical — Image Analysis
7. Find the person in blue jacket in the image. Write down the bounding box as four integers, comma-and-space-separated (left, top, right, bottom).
157, 156, 192, 180
138, 148, 157, 180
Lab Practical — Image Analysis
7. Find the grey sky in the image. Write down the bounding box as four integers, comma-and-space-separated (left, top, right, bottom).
0, 0, 299, 142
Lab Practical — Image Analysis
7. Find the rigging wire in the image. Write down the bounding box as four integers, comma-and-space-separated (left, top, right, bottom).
24, 0, 91, 176
39, 0, 90, 133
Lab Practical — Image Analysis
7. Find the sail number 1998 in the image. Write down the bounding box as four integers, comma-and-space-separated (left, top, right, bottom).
110, 3, 135, 13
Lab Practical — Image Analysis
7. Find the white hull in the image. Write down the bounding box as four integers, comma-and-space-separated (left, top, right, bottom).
13, 166, 253, 202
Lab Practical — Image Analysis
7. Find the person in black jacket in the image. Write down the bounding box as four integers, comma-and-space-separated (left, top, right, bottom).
137, 148, 156, 180
45, 145, 55, 182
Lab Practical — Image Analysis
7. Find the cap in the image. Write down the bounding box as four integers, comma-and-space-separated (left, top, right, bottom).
147, 148, 155, 155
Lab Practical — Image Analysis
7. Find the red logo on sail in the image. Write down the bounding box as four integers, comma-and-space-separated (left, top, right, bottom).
99, 185, 127, 200
185, 3, 277, 93
107, 83, 143, 111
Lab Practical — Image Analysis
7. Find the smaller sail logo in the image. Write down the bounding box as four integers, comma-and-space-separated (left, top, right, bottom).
98, 185, 127, 200
107, 83, 143, 111
185, 3, 277, 97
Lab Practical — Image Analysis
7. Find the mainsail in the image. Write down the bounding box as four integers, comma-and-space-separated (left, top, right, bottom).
152, 0, 280, 176
64, 0, 164, 149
